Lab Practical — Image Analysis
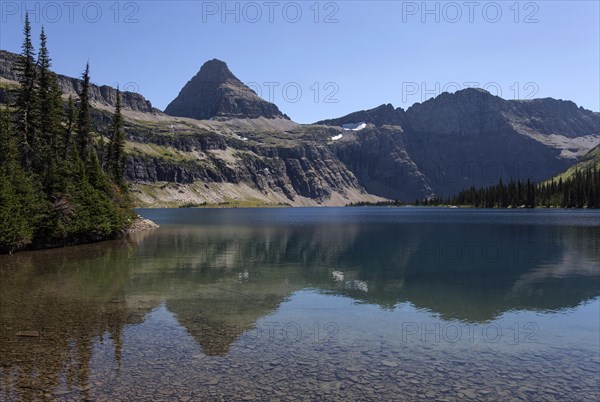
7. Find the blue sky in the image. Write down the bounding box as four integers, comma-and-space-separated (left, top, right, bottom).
1, 1, 598, 123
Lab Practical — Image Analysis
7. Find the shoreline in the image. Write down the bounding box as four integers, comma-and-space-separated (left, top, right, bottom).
0, 216, 159, 256
124, 216, 160, 234
136, 204, 599, 210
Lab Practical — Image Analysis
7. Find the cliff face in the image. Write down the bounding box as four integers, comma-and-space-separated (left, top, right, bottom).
1, 50, 598, 206
331, 126, 431, 200
115, 119, 376, 206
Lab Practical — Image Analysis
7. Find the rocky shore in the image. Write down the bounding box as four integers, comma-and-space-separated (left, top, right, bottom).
0, 216, 159, 255
125, 216, 160, 234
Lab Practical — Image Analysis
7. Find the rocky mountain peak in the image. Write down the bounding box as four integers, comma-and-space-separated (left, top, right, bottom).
164, 59, 287, 120
197, 58, 236, 83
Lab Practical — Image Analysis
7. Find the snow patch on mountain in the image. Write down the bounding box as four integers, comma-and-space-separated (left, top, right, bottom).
342, 122, 367, 131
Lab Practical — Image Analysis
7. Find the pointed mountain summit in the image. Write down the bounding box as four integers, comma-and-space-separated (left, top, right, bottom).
164, 59, 287, 120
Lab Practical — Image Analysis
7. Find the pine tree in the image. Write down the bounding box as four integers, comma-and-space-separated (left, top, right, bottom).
15, 13, 37, 168
0, 106, 16, 167
77, 63, 93, 161
35, 27, 64, 189
431, 169, 600, 209
1, 16, 135, 253
36, 27, 51, 143
0, 106, 38, 252
107, 87, 126, 184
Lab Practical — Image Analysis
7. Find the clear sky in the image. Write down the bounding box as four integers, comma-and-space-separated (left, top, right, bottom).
0, 1, 598, 123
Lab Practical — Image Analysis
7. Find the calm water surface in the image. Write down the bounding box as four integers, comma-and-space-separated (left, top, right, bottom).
1, 208, 599, 401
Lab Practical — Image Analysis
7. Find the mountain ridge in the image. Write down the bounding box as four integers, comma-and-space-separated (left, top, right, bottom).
0, 49, 598, 206
0, 50, 157, 113
318, 87, 599, 137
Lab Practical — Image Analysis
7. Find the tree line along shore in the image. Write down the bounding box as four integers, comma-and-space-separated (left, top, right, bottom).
0, 15, 139, 254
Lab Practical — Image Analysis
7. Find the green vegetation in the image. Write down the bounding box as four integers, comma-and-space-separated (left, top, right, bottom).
348, 163, 600, 209
0, 80, 20, 90
419, 168, 600, 208
105, 87, 126, 183
126, 141, 203, 162
0, 16, 134, 253
553, 146, 600, 181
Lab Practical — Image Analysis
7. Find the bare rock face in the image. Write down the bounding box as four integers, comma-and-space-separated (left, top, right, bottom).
405, 88, 511, 135
164, 59, 287, 120
122, 128, 364, 203
0, 50, 23, 82
59, 76, 155, 113
504, 98, 600, 138
331, 126, 432, 200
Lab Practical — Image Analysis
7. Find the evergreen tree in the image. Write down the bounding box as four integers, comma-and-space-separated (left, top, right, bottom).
427, 170, 600, 209
107, 87, 126, 183
15, 13, 37, 168
35, 27, 64, 191
0, 106, 39, 252
42, 74, 66, 197
77, 63, 93, 161
0, 106, 17, 172
1, 20, 136, 253
36, 27, 51, 148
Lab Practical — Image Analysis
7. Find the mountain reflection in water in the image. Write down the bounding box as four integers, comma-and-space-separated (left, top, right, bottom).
1, 208, 598, 401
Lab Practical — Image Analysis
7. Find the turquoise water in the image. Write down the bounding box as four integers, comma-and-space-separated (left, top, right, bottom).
1, 208, 598, 400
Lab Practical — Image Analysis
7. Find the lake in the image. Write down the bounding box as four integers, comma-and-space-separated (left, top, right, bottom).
1, 208, 599, 401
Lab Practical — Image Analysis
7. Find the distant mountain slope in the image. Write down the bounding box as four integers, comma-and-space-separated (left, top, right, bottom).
317, 103, 407, 127
1, 49, 598, 205
164, 59, 287, 120
581, 144, 600, 168
551, 144, 600, 181
319, 88, 600, 196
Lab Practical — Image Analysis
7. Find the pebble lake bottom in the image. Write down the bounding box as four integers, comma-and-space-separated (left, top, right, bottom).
1, 207, 598, 401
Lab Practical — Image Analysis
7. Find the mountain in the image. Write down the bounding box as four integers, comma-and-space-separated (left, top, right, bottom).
0, 49, 598, 206
1, 51, 378, 206
319, 88, 600, 197
0, 50, 156, 113
164, 59, 287, 120
317, 103, 407, 127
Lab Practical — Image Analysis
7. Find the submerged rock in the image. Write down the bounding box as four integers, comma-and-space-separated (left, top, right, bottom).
15, 330, 39, 337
